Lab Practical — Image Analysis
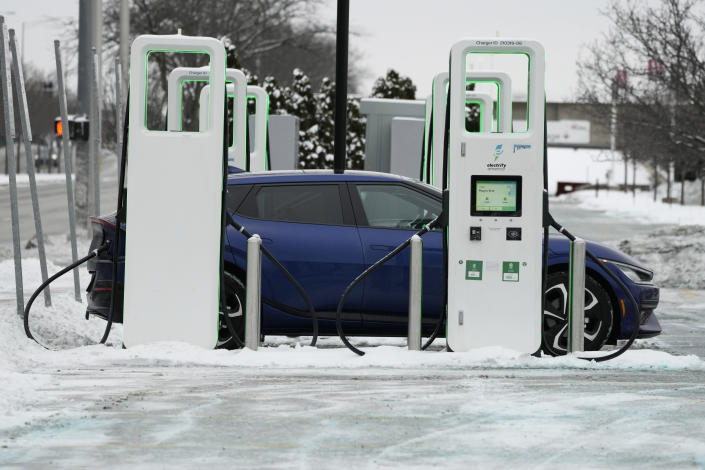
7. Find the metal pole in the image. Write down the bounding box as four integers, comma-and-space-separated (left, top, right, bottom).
75, 0, 92, 231
119, 0, 129, 85
609, 83, 617, 188
115, 56, 123, 173
55, 40, 82, 302
9, 28, 51, 306
408, 235, 422, 351
91, 47, 100, 215
0, 17, 24, 317
333, 0, 349, 174
568, 238, 586, 353
632, 155, 637, 199
245, 235, 262, 350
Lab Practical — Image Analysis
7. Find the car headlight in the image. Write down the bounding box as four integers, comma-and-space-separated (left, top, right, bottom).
605, 260, 653, 283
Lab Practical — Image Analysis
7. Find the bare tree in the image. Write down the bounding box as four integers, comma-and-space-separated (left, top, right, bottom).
102, 0, 361, 91
578, 0, 705, 204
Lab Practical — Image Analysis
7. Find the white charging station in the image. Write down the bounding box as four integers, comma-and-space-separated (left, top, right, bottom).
166, 66, 209, 131
168, 66, 247, 168
426, 71, 512, 188
465, 91, 493, 133
123, 35, 226, 348
245, 85, 269, 172
445, 39, 545, 353
199, 83, 269, 171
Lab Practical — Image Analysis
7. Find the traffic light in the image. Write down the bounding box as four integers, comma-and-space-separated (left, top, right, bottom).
54, 115, 89, 140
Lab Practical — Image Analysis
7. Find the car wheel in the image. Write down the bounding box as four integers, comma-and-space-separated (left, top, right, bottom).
217, 271, 246, 350
542, 271, 614, 356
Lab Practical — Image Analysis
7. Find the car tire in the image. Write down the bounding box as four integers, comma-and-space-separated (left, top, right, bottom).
542, 271, 614, 356
217, 271, 246, 350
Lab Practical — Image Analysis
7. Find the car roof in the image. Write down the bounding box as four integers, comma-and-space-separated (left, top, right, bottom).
227, 169, 424, 185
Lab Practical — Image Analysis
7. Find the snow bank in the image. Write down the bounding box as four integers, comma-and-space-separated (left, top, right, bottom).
49, 341, 703, 372
615, 225, 705, 289
558, 189, 705, 226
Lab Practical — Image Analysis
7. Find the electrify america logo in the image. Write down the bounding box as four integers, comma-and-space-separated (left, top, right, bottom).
487, 144, 506, 170
493, 144, 504, 161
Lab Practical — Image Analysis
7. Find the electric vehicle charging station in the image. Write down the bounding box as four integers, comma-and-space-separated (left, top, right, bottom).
424, 71, 512, 188
245, 85, 269, 172
199, 83, 270, 171
465, 91, 494, 133
166, 66, 209, 131
445, 39, 545, 353
123, 35, 226, 348
168, 66, 248, 168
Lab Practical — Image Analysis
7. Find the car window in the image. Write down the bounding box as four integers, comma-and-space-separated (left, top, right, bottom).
356, 184, 441, 230
226, 184, 251, 212
239, 184, 344, 225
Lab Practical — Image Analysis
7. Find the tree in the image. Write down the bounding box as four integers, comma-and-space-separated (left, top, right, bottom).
578, 0, 705, 205
102, 0, 363, 92
371, 69, 417, 100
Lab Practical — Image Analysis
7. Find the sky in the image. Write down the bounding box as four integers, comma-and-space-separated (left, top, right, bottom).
1, 0, 615, 102
320, 0, 615, 101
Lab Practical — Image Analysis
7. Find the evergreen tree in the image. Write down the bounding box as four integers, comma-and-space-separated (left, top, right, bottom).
371, 69, 417, 100
346, 96, 365, 170
261, 76, 289, 115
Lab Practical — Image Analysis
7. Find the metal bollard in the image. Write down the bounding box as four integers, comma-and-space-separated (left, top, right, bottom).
568, 237, 586, 353
408, 235, 422, 350
245, 235, 262, 350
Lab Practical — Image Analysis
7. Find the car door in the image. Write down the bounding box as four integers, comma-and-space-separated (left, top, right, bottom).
349, 182, 444, 333
229, 182, 366, 335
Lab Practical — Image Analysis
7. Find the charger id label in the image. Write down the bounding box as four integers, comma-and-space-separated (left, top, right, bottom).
465, 260, 483, 280
502, 261, 519, 282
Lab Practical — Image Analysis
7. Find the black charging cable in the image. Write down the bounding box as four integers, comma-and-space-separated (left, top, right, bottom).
225, 212, 319, 347
335, 217, 441, 356
23, 243, 111, 349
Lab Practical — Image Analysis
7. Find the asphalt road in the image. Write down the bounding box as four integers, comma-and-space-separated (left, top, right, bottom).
0, 159, 118, 246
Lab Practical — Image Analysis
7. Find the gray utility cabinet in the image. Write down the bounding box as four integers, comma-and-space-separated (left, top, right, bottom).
390, 117, 425, 179
267, 114, 300, 170
360, 98, 426, 176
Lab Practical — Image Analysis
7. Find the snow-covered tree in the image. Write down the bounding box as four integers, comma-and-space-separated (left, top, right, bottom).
371, 69, 417, 100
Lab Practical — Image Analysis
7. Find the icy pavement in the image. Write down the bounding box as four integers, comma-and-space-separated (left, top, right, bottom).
2, 200, 705, 468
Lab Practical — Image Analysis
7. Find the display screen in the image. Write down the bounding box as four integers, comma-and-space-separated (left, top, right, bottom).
475, 180, 517, 212
470, 175, 522, 217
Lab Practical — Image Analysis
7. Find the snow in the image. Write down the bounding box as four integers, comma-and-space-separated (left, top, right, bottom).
547, 147, 652, 195
0, 173, 69, 186
615, 225, 705, 289
557, 188, 705, 226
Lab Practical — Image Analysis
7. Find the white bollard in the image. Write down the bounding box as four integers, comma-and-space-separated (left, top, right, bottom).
245, 235, 262, 350
408, 235, 422, 350
568, 238, 586, 353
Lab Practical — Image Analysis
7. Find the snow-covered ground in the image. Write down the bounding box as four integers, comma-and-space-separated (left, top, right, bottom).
1, 194, 705, 468
547, 147, 652, 195
557, 188, 705, 226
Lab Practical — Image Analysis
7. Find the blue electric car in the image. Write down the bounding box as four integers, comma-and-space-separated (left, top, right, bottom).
86, 170, 661, 354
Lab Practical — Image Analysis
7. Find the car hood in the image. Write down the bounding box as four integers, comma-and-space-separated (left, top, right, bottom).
547, 235, 651, 271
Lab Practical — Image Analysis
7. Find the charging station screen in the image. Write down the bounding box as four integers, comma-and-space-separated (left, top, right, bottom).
476, 180, 517, 212
471, 176, 522, 216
